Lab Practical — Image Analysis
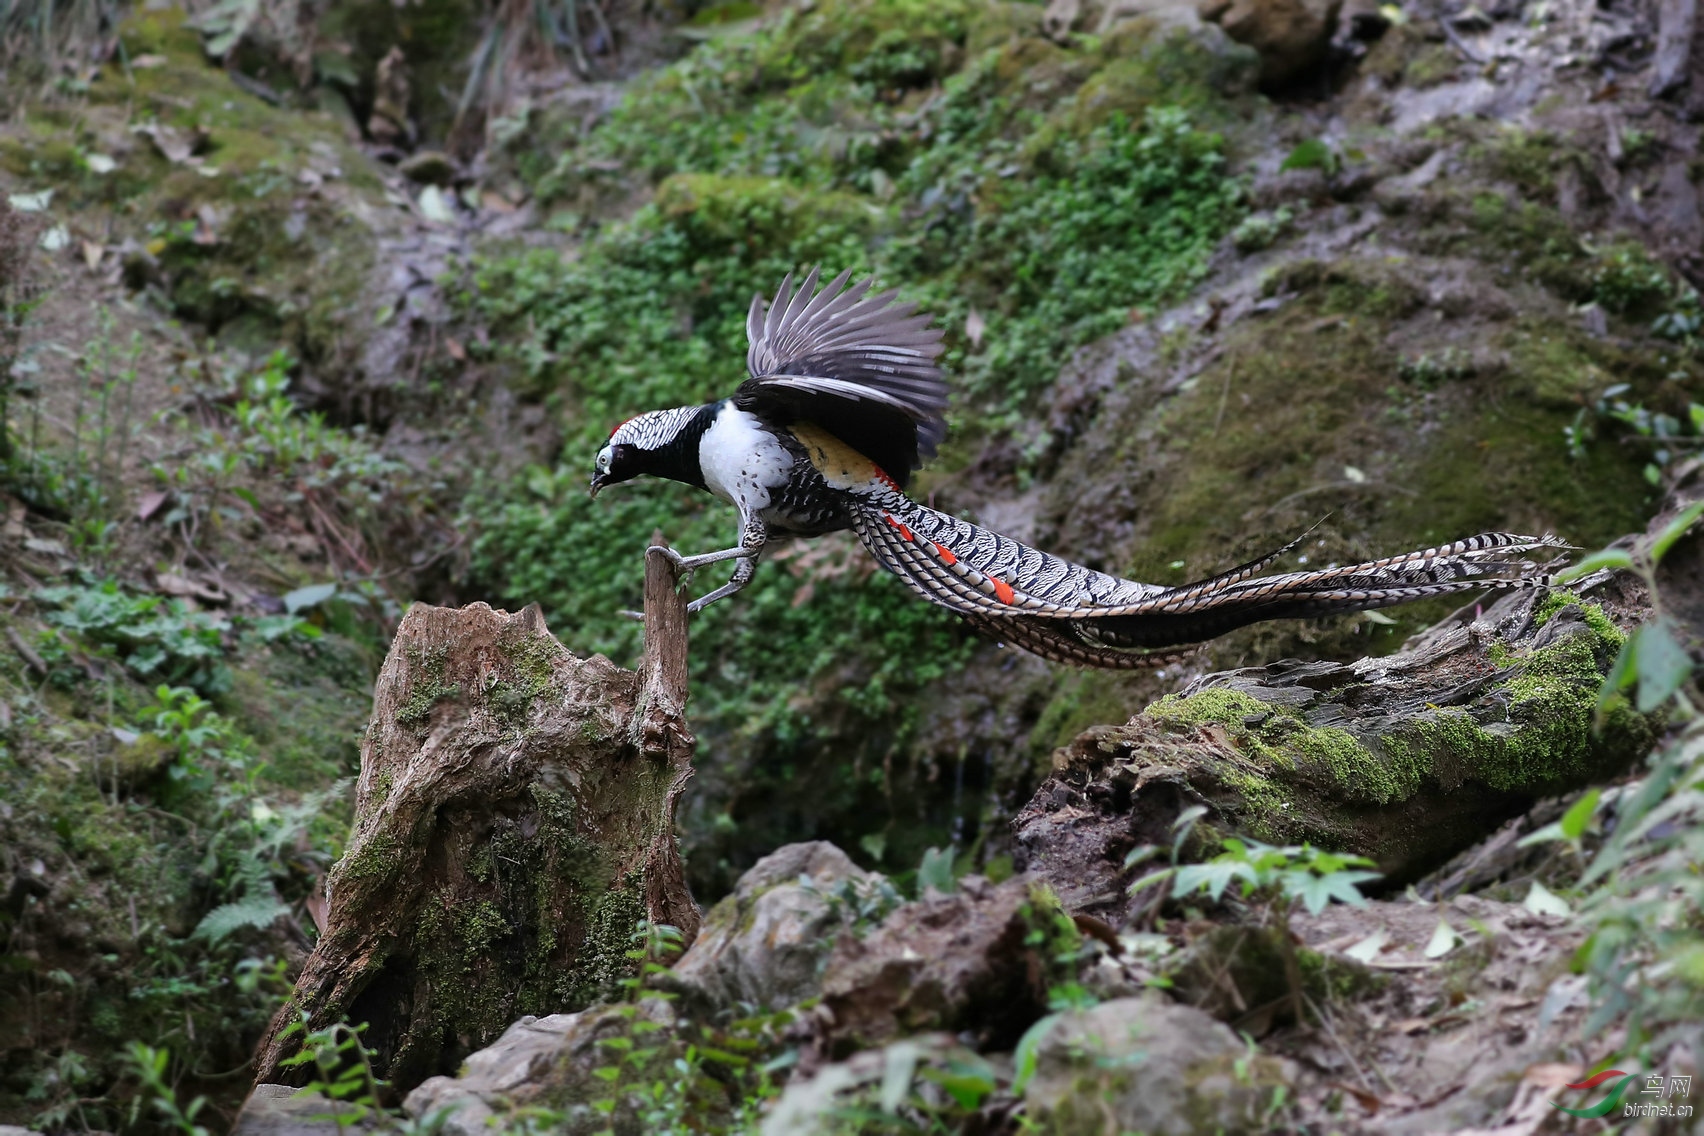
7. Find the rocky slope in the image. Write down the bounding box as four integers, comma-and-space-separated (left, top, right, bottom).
1, 0, 1701, 1128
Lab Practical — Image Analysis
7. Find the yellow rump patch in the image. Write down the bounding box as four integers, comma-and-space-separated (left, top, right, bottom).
790, 422, 894, 490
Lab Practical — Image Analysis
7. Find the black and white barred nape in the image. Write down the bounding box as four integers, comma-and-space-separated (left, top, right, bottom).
609, 406, 701, 451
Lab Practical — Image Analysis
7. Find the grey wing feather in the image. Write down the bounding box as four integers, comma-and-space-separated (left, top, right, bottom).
743, 267, 949, 458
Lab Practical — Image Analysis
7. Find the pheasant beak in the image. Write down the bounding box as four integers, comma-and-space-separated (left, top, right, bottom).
588, 473, 608, 499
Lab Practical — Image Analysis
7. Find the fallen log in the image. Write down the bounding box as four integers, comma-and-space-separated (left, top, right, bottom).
251, 547, 698, 1093
1015, 584, 1659, 925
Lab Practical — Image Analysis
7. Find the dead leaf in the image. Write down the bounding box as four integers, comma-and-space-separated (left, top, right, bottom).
791, 582, 815, 608
156, 573, 228, 604
1199, 723, 1232, 748
1520, 1064, 1584, 1088
1394, 1017, 1432, 1034
1330, 1082, 1383, 1114
136, 490, 170, 521
304, 887, 328, 935
481, 190, 518, 215
81, 240, 104, 270
131, 53, 167, 69
444, 336, 466, 362
965, 307, 985, 347
135, 122, 196, 164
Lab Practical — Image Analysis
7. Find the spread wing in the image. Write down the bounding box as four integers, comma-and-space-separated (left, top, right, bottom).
735, 267, 948, 488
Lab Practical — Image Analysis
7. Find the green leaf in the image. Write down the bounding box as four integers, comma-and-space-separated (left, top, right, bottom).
1516, 820, 1566, 848
917, 846, 956, 895
1650, 499, 1704, 564
1634, 620, 1692, 712
1172, 860, 1244, 903
922, 1057, 997, 1110
879, 1042, 920, 1114
1284, 869, 1379, 914
1122, 843, 1160, 869
1127, 867, 1175, 896
1555, 547, 1634, 583
283, 582, 338, 614
1559, 789, 1601, 840
193, 895, 290, 942
1011, 1012, 1061, 1096
1596, 635, 1638, 712
1280, 138, 1338, 173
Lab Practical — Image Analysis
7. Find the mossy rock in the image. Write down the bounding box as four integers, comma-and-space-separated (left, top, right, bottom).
1067, 16, 1260, 130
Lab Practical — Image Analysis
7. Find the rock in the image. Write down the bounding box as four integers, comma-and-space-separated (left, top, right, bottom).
403, 1002, 676, 1136
367, 46, 412, 147
1014, 586, 1656, 926
1200, 0, 1343, 84
760, 1035, 986, 1136
667, 841, 885, 1013
230, 1085, 378, 1136
0, 1127, 45, 1136
1023, 996, 1296, 1135
1166, 923, 1381, 1031
814, 875, 1073, 1056
397, 150, 458, 186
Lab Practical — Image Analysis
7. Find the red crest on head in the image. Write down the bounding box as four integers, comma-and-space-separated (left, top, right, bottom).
609, 416, 636, 440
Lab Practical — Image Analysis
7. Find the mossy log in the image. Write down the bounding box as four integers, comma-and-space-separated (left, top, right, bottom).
252, 549, 698, 1093
1014, 586, 1658, 925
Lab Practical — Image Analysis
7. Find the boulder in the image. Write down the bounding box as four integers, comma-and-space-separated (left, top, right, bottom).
814, 876, 1075, 1056
397, 149, 459, 186
1199, 0, 1344, 84
759, 1035, 991, 1136
666, 841, 887, 1013
230, 1085, 377, 1136
402, 1003, 676, 1136
1024, 996, 1296, 1135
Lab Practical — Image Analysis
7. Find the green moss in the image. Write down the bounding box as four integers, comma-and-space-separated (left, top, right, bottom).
396, 644, 458, 725
1377, 603, 1648, 793
1028, 670, 1143, 770
1295, 944, 1386, 1002
1129, 600, 1651, 842
1404, 43, 1460, 87
1296, 724, 1425, 805
1067, 18, 1257, 131
565, 873, 649, 1004
340, 832, 400, 882
1146, 687, 1274, 730
1020, 881, 1084, 985
456, 899, 511, 960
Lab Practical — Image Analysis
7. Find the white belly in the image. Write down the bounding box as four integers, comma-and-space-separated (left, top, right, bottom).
698, 404, 793, 511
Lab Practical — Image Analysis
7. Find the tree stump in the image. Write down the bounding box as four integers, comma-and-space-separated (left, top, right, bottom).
252, 549, 698, 1093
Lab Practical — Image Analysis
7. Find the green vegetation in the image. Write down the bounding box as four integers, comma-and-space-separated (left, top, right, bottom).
458, 5, 1250, 879
3, 0, 1698, 1128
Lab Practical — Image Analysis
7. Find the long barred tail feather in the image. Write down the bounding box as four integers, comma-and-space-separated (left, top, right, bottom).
847, 490, 1566, 665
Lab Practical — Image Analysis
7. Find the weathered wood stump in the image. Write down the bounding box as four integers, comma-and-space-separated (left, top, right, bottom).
252, 548, 698, 1092
1015, 584, 1659, 925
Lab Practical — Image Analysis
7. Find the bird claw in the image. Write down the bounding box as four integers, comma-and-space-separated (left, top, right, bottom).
646, 545, 687, 568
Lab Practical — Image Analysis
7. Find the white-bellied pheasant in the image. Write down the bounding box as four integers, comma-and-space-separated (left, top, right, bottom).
588, 268, 1564, 667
